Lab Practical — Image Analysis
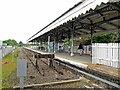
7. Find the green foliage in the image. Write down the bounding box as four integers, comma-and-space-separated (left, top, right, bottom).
64, 39, 71, 46
63, 32, 119, 45
92, 32, 120, 43
18, 41, 23, 46
3, 39, 18, 46
112, 32, 120, 43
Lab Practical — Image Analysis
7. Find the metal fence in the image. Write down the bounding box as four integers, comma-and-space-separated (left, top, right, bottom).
32, 44, 91, 54
92, 43, 120, 68
2, 46, 13, 57
64, 45, 91, 54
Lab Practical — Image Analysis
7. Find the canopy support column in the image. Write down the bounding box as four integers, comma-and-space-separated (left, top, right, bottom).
71, 31, 74, 56
38, 41, 41, 50
90, 23, 94, 63
54, 38, 56, 53
48, 36, 50, 52
31, 41, 33, 49
87, 17, 94, 62
33, 41, 35, 49
40, 40, 42, 50
91, 27, 93, 62
71, 22, 74, 56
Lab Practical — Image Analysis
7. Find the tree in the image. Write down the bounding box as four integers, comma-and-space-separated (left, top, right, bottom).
19, 41, 23, 46
3, 39, 18, 46
92, 32, 120, 43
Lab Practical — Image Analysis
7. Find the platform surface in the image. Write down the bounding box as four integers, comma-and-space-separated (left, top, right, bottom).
24, 47, 54, 58
55, 53, 91, 64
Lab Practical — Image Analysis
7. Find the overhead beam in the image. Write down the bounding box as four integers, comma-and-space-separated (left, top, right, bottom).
74, 31, 84, 35
107, 22, 120, 29
77, 4, 119, 21
109, 3, 120, 12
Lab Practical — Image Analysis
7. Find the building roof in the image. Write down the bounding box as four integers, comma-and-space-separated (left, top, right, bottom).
28, 0, 120, 42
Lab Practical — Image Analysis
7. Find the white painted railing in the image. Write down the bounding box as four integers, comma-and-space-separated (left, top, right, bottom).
92, 43, 120, 68
33, 44, 91, 54
2, 46, 13, 57
64, 45, 91, 54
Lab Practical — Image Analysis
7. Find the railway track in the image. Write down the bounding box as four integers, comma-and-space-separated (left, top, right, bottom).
22, 48, 64, 77
20, 48, 120, 89
53, 58, 120, 89
22, 48, 44, 76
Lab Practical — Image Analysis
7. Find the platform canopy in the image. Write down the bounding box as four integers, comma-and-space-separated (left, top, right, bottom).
28, 0, 120, 42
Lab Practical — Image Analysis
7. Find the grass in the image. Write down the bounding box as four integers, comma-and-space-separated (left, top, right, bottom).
2, 47, 19, 88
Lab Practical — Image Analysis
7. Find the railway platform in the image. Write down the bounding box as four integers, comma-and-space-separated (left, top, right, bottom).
55, 52, 120, 83
24, 47, 120, 81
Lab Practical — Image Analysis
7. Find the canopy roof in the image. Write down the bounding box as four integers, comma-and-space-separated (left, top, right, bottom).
28, 0, 120, 42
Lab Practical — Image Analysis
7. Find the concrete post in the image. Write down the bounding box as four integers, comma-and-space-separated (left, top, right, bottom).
48, 58, 53, 67
20, 77, 24, 89
36, 54, 38, 68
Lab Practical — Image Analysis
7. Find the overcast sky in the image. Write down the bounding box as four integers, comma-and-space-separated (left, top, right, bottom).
0, 0, 111, 43
0, 0, 83, 43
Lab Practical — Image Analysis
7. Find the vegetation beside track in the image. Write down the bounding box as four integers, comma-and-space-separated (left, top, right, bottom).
2, 47, 19, 88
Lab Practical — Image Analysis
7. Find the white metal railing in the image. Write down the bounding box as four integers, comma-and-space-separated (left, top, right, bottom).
2, 46, 13, 57
31, 44, 91, 54
92, 43, 120, 68
64, 45, 91, 54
